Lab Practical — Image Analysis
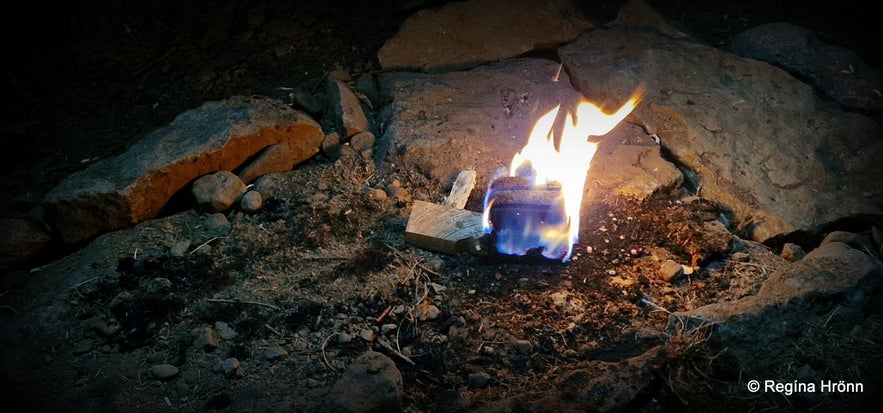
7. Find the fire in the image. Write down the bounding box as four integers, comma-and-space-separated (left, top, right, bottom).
482, 89, 643, 261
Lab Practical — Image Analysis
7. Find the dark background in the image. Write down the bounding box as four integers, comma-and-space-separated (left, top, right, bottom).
1, 0, 879, 209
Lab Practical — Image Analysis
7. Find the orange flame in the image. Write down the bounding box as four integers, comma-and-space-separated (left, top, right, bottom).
483, 88, 643, 261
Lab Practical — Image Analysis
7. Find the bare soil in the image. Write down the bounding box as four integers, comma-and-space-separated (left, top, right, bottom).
1, 1, 880, 412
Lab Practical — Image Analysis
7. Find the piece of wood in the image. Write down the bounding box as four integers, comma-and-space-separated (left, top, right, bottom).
405, 200, 484, 254
442, 170, 476, 209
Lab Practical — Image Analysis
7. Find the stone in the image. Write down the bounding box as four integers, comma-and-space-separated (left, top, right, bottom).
468, 372, 491, 388
668, 241, 883, 386
377, 58, 584, 186
221, 357, 245, 378
204, 213, 231, 234
151, 364, 180, 381
239, 190, 263, 212
327, 79, 369, 138
377, 0, 591, 72
325, 351, 403, 413
192, 170, 246, 213
263, 345, 288, 361
214, 321, 237, 340
608, 0, 688, 39
192, 326, 221, 352
169, 240, 191, 257
780, 242, 805, 262
730, 22, 883, 116
0, 217, 51, 272
658, 260, 684, 283
44, 96, 323, 244
560, 26, 883, 244
349, 130, 375, 152
819, 230, 874, 253
237, 143, 314, 184
416, 304, 441, 321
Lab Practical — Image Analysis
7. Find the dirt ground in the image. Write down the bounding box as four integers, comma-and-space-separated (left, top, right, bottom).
1, 1, 881, 412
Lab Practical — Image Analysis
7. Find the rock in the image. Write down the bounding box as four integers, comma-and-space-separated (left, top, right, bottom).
378, 59, 583, 185
377, 0, 591, 72
151, 364, 180, 381
349, 130, 375, 153
220, 357, 245, 378
214, 321, 237, 340
730, 251, 750, 262
468, 372, 491, 388
44, 96, 323, 245
192, 170, 246, 213
327, 79, 369, 138
72, 339, 93, 355
239, 190, 263, 212
559, 25, 883, 244
608, 0, 688, 39
730, 22, 883, 115
192, 326, 221, 352
416, 304, 441, 321
819, 230, 874, 253
325, 351, 404, 413
365, 187, 387, 201
204, 212, 231, 234
658, 259, 684, 283
514, 339, 533, 354
355, 73, 380, 107
238, 143, 314, 184
780, 242, 805, 262
668, 240, 883, 391
169, 240, 191, 257
0, 217, 51, 272
585, 125, 683, 203
384, 185, 410, 203
289, 87, 325, 116
263, 345, 288, 361
320, 131, 341, 159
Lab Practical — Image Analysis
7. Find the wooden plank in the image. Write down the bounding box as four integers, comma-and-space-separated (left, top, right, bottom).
405, 200, 484, 254
442, 170, 476, 209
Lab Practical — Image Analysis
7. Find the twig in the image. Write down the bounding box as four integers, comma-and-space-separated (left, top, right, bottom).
189, 236, 226, 255
132, 48, 175, 76
205, 298, 279, 311
73, 277, 99, 289
640, 296, 671, 314
375, 305, 393, 323
376, 338, 416, 366
0, 305, 17, 315
553, 62, 563, 82
321, 333, 339, 371
265, 324, 285, 338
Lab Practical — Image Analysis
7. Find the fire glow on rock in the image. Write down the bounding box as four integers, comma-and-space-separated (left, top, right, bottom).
482, 89, 644, 262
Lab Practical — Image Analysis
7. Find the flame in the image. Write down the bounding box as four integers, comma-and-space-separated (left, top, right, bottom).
482, 89, 643, 261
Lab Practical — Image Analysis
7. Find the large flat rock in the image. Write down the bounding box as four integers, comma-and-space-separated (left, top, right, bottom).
377, 58, 681, 202
44, 96, 323, 244
377, 0, 591, 72
560, 28, 883, 244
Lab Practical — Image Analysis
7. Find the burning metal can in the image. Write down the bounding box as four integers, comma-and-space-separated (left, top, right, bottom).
482, 174, 571, 261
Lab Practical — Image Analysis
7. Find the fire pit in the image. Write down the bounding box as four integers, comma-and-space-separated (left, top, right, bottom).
481, 89, 644, 261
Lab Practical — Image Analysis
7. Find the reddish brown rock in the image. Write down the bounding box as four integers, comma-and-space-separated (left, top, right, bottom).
238, 143, 312, 184
44, 96, 323, 245
377, 0, 591, 72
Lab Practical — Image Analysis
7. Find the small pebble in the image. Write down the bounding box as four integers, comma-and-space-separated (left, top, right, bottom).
151, 364, 180, 381
214, 321, 237, 340
240, 190, 263, 212
468, 372, 491, 388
